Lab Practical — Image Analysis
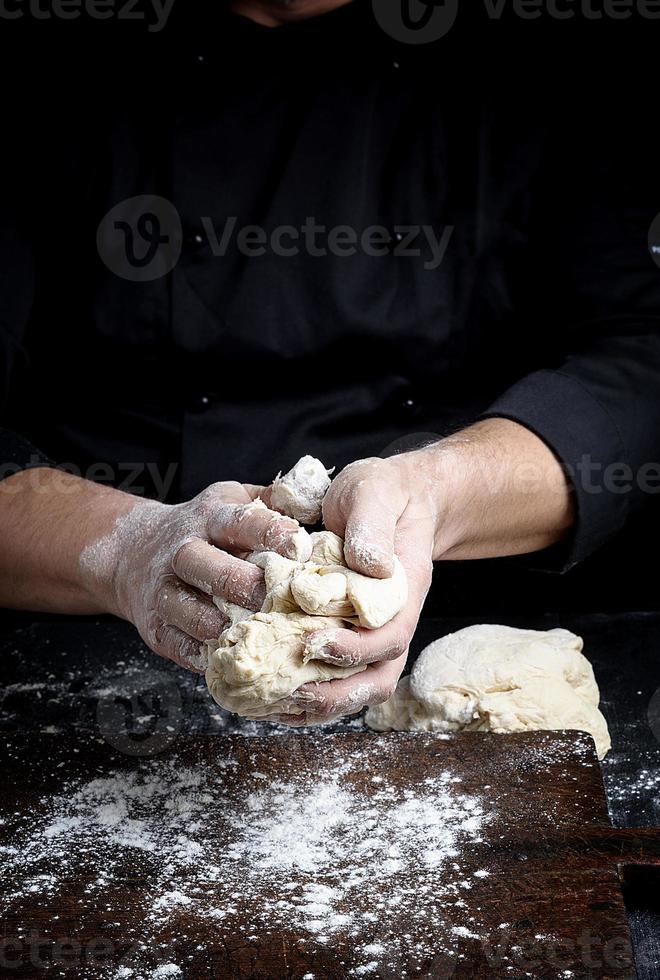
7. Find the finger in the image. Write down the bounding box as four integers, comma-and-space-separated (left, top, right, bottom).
343, 506, 397, 579
172, 538, 266, 609
243, 484, 268, 502
207, 501, 312, 561
156, 580, 229, 642
290, 654, 407, 718
305, 583, 421, 667
250, 484, 273, 508
272, 713, 311, 728
150, 620, 208, 674
322, 460, 400, 578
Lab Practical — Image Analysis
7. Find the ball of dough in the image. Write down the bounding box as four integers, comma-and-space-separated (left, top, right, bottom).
270, 456, 333, 525
366, 624, 611, 759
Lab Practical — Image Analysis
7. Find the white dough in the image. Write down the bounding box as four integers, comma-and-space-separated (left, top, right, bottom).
212, 596, 253, 627
205, 530, 408, 718
246, 532, 407, 628
205, 612, 362, 718
270, 455, 333, 525
365, 624, 611, 759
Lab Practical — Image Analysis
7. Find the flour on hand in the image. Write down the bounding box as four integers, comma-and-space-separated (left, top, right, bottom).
366, 624, 611, 759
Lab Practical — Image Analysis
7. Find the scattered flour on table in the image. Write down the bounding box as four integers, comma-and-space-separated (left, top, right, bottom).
0, 748, 493, 975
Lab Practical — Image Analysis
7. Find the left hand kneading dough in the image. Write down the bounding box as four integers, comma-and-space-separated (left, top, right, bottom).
205, 528, 407, 719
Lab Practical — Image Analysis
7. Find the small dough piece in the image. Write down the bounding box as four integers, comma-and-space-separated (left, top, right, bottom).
205, 612, 363, 718
270, 456, 333, 525
366, 624, 611, 759
309, 530, 345, 566
249, 532, 408, 629
290, 556, 408, 629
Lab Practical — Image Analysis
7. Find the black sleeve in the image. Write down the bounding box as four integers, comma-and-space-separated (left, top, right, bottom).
0, 428, 53, 482
482, 100, 660, 570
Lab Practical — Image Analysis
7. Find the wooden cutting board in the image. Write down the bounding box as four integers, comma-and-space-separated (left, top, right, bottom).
1, 730, 659, 979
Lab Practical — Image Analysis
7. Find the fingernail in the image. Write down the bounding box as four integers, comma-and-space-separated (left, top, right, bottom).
304, 630, 339, 660
291, 690, 319, 704
250, 579, 267, 610
306, 640, 354, 666
318, 644, 348, 664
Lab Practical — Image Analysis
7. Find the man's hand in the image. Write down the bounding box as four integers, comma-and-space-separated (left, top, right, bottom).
0, 469, 310, 673
100, 482, 312, 673
275, 418, 574, 726
271, 453, 435, 726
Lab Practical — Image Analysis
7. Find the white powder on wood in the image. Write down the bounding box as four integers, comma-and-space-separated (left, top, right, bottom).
1, 747, 492, 975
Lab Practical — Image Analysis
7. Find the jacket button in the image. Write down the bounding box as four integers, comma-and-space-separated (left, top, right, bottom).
189, 394, 212, 413
185, 231, 205, 250
400, 389, 423, 418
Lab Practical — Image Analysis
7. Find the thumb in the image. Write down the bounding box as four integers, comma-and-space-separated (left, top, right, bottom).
342, 500, 397, 579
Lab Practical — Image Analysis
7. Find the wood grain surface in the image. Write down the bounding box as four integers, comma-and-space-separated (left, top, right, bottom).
2, 729, 659, 978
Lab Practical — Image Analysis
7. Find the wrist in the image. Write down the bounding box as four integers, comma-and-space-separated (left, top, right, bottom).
402, 419, 574, 562
401, 438, 474, 559
0, 468, 148, 615
79, 492, 165, 619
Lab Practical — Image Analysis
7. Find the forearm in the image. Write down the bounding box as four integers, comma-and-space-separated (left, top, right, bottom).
409, 418, 575, 561
0, 468, 139, 614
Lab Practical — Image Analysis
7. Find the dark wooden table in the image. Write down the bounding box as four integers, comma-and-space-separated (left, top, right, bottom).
1, 611, 659, 978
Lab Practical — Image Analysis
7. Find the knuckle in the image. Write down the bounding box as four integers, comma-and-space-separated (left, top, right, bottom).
146, 613, 166, 650
310, 691, 331, 715
212, 562, 248, 600
187, 607, 208, 638
221, 480, 246, 497
198, 480, 235, 502
341, 645, 364, 667
389, 641, 410, 663
374, 683, 396, 705
384, 631, 408, 660
172, 539, 195, 575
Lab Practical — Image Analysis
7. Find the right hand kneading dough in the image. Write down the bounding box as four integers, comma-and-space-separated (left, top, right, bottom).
365, 624, 611, 759
205, 530, 408, 719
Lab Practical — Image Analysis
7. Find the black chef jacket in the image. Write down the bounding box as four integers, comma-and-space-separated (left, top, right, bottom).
1, 1, 660, 614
